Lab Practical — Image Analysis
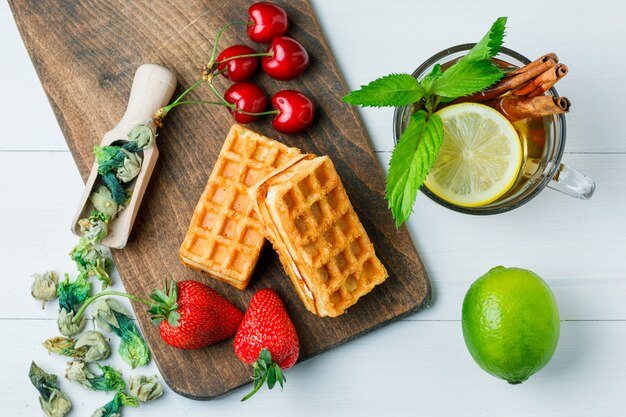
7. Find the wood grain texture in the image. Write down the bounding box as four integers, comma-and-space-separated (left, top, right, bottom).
9, 0, 430, 399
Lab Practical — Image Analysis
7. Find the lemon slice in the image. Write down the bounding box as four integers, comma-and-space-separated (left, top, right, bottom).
424, 103, 522, 207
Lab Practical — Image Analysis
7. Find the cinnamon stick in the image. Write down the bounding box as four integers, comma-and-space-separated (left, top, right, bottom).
460, 55, 559, 102
527, 64, 568, 97
513, 64, 568, 97
484, 96, 570, 122
504, 53, 558, 77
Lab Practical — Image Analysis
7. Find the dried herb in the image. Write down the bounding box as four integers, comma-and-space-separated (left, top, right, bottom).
78, 212, 109, 243
57, 273, 91, 336
89, 186, 119, 219
102, 171, 128, 205
69, 238, 112, 289
31, 271, 59, 308
129, 375, 163, 402
65, 362, 126, 392
94, 145, 124, 175
91, 391, 139, 417
116, 149, 142, 183
43, 331, 110, 363
125, 124, 153, 149
91, 298, 151, 368
28, 362, 72, 417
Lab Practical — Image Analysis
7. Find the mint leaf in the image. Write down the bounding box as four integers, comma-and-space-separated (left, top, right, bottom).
463, 17, 507, 62
431, 59, 504, 98
430, 17, 507, 98
420, 64, 443, 95
342, 74, 424, 107
386, 110, 444, 226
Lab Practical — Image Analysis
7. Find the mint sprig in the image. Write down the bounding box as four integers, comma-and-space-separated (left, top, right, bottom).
342, 17, 508, 226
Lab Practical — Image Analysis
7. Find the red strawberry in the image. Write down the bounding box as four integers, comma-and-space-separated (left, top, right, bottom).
150, 280, 244, 350
234, 288, 299, 400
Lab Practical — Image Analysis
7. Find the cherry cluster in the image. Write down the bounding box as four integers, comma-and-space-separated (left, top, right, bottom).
154, 2, 315, 135
216, 2, 315, 134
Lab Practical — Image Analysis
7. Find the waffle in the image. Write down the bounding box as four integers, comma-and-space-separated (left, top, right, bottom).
180, 124, 301, 289
250, 155, 388, 317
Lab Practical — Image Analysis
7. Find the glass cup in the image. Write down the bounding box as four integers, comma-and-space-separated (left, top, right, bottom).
393, 44, 595, 215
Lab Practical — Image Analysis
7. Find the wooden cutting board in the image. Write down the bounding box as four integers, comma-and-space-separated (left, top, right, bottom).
10, 0, 431, 400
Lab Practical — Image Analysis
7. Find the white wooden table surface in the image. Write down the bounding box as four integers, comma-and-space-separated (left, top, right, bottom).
2, 0, 625, 415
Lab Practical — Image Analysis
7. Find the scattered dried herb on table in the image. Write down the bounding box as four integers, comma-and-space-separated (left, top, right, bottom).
29, 362, 72, 417
43, 331, 110, 362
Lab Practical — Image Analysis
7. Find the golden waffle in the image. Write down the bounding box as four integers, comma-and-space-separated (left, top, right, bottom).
180, 124, 301, 289
250, 155, 388, 317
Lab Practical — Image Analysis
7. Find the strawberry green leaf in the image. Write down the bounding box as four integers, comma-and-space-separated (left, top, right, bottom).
275, 366, 285, 388
267, 366, 277, 389
148, 280, 179, 326
241, 348, 287, 401
342, 74, 424, 107
386, 110, 444, 227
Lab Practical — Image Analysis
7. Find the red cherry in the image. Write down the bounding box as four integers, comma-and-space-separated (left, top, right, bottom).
271, 90, 315, 134
224, 82, 268, 124
262, 36, 309, 81
217, 45, 259, 82
247, 2, 289, 43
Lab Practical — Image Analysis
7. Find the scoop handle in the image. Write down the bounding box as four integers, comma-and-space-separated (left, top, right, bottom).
104, 64, 177, 140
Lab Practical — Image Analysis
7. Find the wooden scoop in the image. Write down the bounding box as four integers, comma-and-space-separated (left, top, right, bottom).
71, 64, 177, 249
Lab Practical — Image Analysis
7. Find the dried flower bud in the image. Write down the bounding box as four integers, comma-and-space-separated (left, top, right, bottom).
43, 333, 109, 363
40, 389, 73, 417
129, 374, 163, 402
70, 238, 112, 290
58, 308, 85, 337
89, 186, 119, 219
92, 298, 128, 332
43, 336, 79, 357
127, 124, 153, 149
78, 212, 109, 243
65, 361, 94, 388
29, 362, 72, 417
65, 362, 125, 392
31, 271, 58, 308
92, 298, 151, 368
75, 331, 110, 362
91, 391, 138, 417
116, 149, 142, 183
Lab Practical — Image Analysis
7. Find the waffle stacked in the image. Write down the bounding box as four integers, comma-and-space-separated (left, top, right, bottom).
250, 155, 388, 317
179, 124, 301, 289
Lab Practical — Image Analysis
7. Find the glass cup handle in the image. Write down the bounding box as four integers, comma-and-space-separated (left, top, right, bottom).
547, 163, 596, 199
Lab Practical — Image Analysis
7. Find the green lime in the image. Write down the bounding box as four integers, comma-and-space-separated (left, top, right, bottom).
462, 266, 560, 384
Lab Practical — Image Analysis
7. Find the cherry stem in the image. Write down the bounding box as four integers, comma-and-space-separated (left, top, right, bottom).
72, 291, 153, 323
167, 100, 224, 110
208, 21, 250, 69
166, 79, 205, 110
217, 51, 273, 64
238, 108, 280, 116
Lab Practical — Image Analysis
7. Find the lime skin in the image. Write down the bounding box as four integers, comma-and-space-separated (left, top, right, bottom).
462, 266, 560, 384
